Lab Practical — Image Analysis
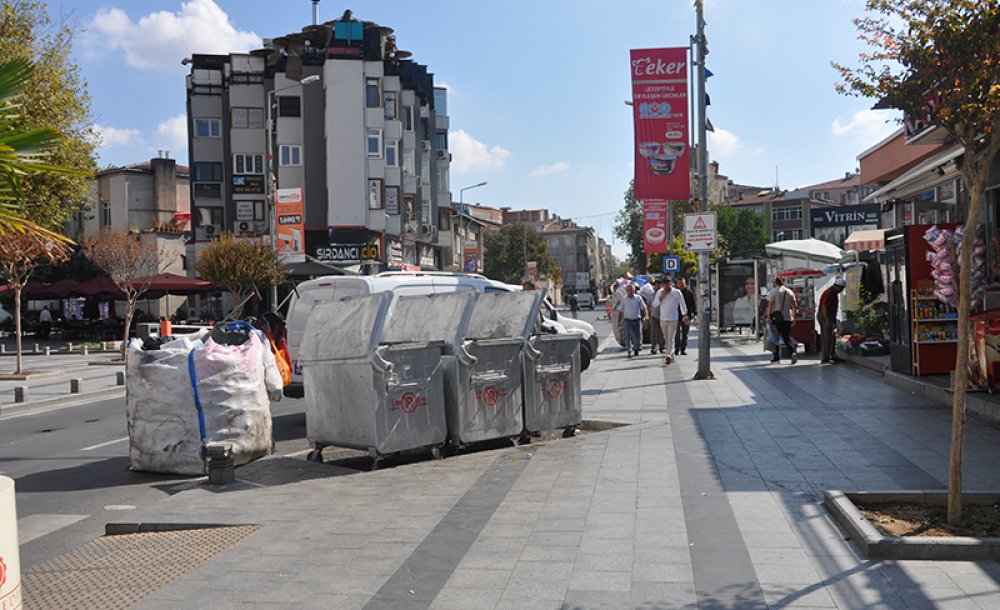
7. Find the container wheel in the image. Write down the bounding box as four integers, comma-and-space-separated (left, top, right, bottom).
562, 426, 577, 438
306, 448, 324, 463
369, 449, 382, 471
430, 445, 444, 460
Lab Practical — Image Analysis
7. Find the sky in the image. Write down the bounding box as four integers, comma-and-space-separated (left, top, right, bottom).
54, 0, 901, 258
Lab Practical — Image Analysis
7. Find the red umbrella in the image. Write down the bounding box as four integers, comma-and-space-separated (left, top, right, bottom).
778, 268, 824, 278
77, 275, 126, 300
132, 272, 212, 296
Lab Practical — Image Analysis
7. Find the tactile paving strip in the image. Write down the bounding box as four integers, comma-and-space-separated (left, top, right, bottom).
21, 525, 261, 609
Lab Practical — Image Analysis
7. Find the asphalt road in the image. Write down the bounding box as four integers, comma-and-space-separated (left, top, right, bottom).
0, 394, 311, 568
2, 305, 610, 569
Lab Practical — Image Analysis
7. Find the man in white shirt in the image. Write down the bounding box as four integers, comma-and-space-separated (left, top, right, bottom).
38, 306, 53, 340
654, 279, 688, 365
616, 283, 648, 357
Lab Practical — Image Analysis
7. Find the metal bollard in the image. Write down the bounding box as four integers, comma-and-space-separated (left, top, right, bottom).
100, 341, 107, 351
70, 378, 81, 394
204, 443, 235, 485
44, 346, 51, 356
67, 342, 74, 352
116, 371, 125, 386
82, 346, 89, 356
14, 386, 28, 403
32, 344, 39, 354
0, 344, 6, 354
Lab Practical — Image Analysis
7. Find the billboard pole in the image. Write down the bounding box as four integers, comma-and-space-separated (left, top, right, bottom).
694, 0, 714, 380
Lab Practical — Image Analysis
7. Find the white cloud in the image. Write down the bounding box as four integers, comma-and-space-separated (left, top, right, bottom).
93, 124, 143, 148
832, 109, 898, 142
708, 128, 742, 156
529, 161, 570, 177
86, 0, 260, 70
449, 129, 511, 173
153, 115, 188, 158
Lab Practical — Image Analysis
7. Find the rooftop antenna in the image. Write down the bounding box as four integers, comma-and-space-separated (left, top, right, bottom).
312, 0, 319, 25
775, 165, 780, 191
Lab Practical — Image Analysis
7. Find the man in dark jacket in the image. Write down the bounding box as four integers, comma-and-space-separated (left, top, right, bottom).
819, 277, 846, 363
674, 277, 697, 355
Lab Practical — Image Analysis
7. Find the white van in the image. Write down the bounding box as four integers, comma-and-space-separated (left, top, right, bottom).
283, 272, 597, 398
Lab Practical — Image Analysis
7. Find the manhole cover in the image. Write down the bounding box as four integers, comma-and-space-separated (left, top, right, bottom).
21, 525, 261, 609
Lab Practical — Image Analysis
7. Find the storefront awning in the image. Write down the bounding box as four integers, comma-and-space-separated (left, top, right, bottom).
863, 145, 963, 204
844, 228, 887, 252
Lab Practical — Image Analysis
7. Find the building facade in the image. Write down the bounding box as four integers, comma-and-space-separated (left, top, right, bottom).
185, 12, 452, 276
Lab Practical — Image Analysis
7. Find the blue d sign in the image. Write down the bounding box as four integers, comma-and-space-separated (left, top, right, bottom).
663, 255, 681, 273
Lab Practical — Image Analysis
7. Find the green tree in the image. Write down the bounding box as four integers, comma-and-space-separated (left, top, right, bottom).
613, 182, 643, 273
483, 223, 559, 285
713, 204, 768, 259
0, 1, 96, 229
835, 0, 1000, 525
195, 234, 285, 319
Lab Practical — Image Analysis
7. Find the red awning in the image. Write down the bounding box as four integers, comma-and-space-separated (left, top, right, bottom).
77, 276, 126, 300
844, 229, 886, 252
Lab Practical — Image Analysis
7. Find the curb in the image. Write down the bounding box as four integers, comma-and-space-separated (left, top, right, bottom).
0, 386, 126, 416
824, 489, 1000, 560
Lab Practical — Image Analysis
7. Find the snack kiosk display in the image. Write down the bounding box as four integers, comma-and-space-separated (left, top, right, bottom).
886, 223, 960, 376
778, 268, 822, 353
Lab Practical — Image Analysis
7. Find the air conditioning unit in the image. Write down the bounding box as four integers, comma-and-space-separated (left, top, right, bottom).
420, 140, 431, 152
235, 221, 257, 235
435, 150, 449, 161
204, 224, 221, 238
417, 224, 437, 240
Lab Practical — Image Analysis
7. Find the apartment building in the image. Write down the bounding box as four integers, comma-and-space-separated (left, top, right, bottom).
184, 11, 452, 275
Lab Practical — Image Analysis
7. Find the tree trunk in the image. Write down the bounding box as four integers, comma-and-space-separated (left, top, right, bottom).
122, 295, 136, 359
947, 175, 986, 526
14, 286, 22, 375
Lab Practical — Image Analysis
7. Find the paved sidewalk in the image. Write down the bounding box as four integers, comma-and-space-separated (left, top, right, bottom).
23, 330, 1000, 609
0, 349, 125, 412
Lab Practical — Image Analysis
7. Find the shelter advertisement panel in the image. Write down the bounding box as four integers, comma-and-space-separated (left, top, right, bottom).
643, 200, 668, 254
630, 47, 690, 201
719, 262, 761, 328
275, 187, 305, 264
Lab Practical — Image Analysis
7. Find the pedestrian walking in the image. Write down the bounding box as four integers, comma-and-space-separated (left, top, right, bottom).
617, 283, 647, 357
819, 277, 846, 363
765, 276, 798, 364
647, 278, 665, 354
38, 306, 52, 340
654, 278, 688, 365
569, 294, 580, 319
674, 277, 696, 355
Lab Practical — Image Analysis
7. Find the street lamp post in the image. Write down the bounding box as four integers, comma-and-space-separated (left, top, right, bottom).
266, 74, 320, 308
458, 181, 487, 272
693, 0, 713, 380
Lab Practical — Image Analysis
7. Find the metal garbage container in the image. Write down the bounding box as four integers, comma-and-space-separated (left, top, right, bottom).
443, 291, 543, 446
522, 332, 582, 436
300, 292, 471, 465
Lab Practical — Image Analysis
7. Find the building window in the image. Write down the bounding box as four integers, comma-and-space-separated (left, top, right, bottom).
197, 206, 225, 227
771, 206, 802, 221
277, 96, 301, 117
402, 148, 415, 175
193, 162, 223, 182
368, 179, 382, 209
385, 140, 399, 167
367, 129, 382, 157
231, 107, 264, 128
436, 164, 449, 192
366, 78, 380, 108
100, 201, 111, 227
194, 118, 221, 138
435, 130, 448, 151
384, 91, 397, 119
404, 194, 417, 221
233, 153, 264, 174
279, 145, 301, 166
402, 105, 414, 131
434, 88, 447, 117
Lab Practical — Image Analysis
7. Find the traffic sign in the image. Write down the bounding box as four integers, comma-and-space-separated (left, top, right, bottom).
684, 212, 717, 251
663, 255, 681, 273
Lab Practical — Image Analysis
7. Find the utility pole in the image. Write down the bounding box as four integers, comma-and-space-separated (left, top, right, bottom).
694, 0, 714, 380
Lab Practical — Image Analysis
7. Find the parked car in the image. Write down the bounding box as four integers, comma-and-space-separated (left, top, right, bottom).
574, 292, 595, 310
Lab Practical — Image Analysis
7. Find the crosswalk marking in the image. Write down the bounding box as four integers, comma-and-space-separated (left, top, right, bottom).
17, 513, 88, 544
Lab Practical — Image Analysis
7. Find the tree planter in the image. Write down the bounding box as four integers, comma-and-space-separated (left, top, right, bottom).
824, 490, 1000, 560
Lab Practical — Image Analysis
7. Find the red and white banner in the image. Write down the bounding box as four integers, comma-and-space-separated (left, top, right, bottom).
630, 47, 690, 202
643, 200, 669, 254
